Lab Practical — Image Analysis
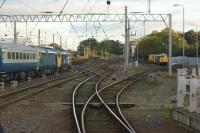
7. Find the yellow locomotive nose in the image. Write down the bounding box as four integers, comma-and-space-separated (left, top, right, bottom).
36, 50, 41, 60
159, 56, 168, 64
57, 53, 62, 72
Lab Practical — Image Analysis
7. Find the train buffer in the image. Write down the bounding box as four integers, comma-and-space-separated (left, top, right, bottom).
62, 102, 135, 108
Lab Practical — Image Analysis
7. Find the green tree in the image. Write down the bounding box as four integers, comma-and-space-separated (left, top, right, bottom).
138, 28, 189, 58
184, 30, 196, 45
49, 43, 63, 50
100, 40, 123, 55
77, 38, 123, 56
77, 38, 99, 56
181, 30, 200, 57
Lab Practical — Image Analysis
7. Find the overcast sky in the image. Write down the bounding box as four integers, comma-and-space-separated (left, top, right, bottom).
0, 0, 200, 50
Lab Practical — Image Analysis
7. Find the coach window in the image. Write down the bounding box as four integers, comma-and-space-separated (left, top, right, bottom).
27, 52, 29, 59
20, 52, 23, 59
33, 53, 35, 59
23, 53, 26, 59
30, 53, 32, 59
29, 53, 32, 59
12, 52, 15, 60
16, 52, 19, 59
28, 53, 31, 59
31, 53, 33, 59
7, 52, 11, 59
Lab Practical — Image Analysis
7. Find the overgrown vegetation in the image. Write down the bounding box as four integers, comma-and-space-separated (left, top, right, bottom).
138, 28, 200, 59
51, 28, 200, 61
138, 28, 189, 59
77, 38, 123, 57
49, 43, 63, 50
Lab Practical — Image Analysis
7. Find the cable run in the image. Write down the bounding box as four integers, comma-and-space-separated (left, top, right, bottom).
98, 22, 108, 39
70, 22, 81, 41
0, 0, 6, 9
59, 0, 69, 15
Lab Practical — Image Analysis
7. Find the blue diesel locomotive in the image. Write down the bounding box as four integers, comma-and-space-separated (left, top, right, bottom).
32, 46, 59, 75
59, 50, 71, 72
0, 40, 70, 81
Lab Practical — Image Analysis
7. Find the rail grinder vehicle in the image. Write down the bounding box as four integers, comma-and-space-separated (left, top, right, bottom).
0, 40, 71, 81
148, 53, 168, 65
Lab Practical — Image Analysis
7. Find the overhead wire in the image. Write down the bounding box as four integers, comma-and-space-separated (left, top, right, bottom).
98, 22, 108, 39
59, 0, 69, 16
58, 0, 81, 44
0, 0, 6, 9
29, 22, 40, 35
70, 22, 81, 41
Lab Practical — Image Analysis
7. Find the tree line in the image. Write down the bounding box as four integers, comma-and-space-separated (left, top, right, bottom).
77, 38, 123, 58
138, 28, 200, 59
50, 28, 200, 60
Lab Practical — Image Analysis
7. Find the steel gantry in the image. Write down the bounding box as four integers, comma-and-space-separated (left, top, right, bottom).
0, 13, 169, 22
0, 13, 172, 75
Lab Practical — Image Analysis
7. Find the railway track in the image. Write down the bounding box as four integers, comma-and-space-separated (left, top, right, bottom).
73, 67, 156, 133
72, 66, 114, 132
0, 58, 111, 109
0, 72, 88, 108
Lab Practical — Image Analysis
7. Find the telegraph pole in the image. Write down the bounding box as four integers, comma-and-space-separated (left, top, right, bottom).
38, 29, 40, 46
60, 36, 62, 48
128, 19, 131, 60
84, 47, 86, 58
53, 33, 55, 43
45, 31, 47, 46
169, 14, 172, 75
148, 0, 151, 13
14, 21, 17, 42
124, 6, 129, 75
65, 37, 67, 50
196, 26, 199, 74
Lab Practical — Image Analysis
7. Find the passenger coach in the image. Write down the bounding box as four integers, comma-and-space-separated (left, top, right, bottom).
0, 40, 37, 81
0, 40, 71, 81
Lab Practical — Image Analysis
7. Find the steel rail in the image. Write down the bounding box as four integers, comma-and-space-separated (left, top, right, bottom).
115, 70, 153, 133
95, 76, 134, 133
0, 72, 86, 98
81, 69, 114, 133
81, 72, 135, 133
82, 69, 154, 133
72, 74, 92, 133
72, 66, 110, 133
0, 63, 109, 98
0, 73, 88, 109
83, 70, 144, 133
